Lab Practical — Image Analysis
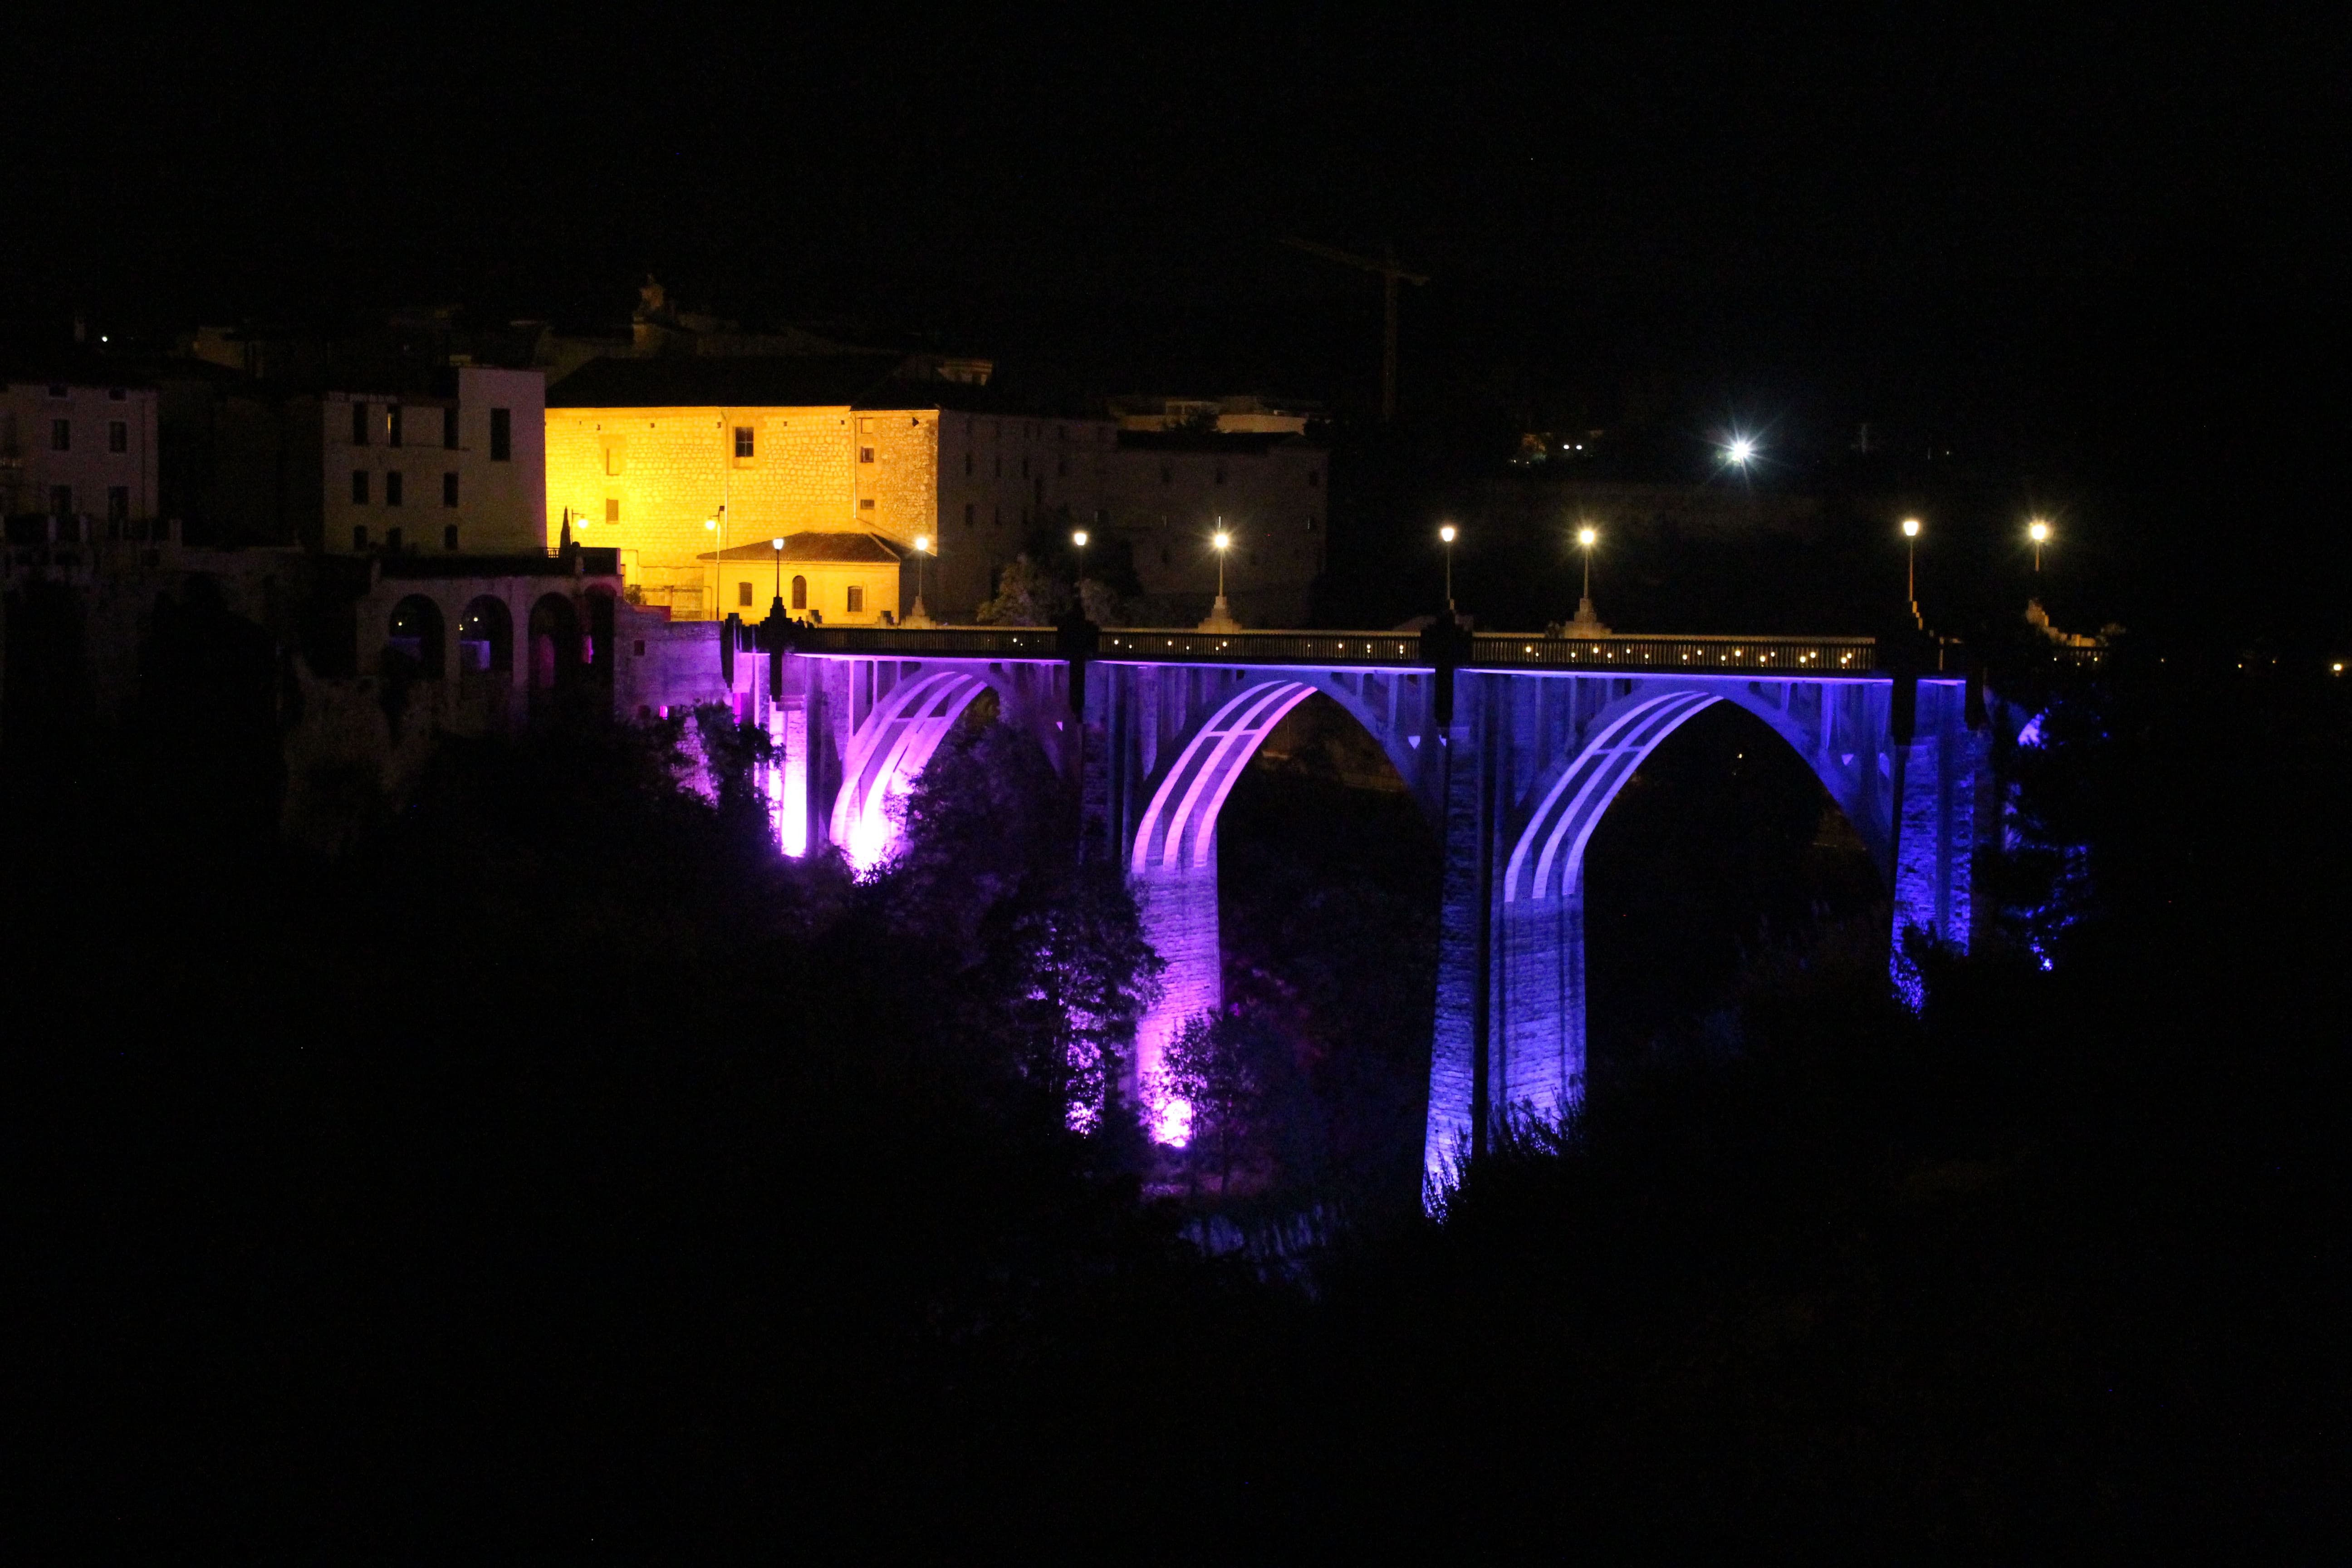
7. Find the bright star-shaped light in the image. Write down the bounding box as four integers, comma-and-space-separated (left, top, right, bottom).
1726, 438, 1756, 466
1213, 532, 1230, 550
1576, 525, 1598, 548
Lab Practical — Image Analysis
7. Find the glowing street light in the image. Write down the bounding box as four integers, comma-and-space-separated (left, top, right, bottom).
2029, 518, 2052, 572
1439, 522, 1458, 612
1198, 522, 1241, 631
909, 533, 934, 623
771, 536, 784, 603
1724, 436, 1757, 467
1575, 524, 1598, 599
1901, 518, 1924, 629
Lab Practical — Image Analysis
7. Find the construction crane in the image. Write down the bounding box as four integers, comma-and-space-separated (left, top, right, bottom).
1282, 236, 1429, 422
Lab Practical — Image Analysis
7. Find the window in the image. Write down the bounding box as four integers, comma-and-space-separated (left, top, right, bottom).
50, 485, 73, 516
443, 524, 460, 551
489, 407, 511, 461
1159, 546, 1170, 566
859, 446, 875, 463
353, 525, 368, 550
443, 407, 460, 449
46, 384, 66, 398
790, 575, 807, 611
859, 498, 875, 511
352, 470, 370, 504
1160, 463, 1172, 486
50, 419, 69, 451
1307, 467, 1321, 488
109, 421, 127, 453
734, 426, 755, 460
992, 504, 1001, 528
738, 581, 754, 607
964, 502, 976, 528
442, 472, 459, 506
1057, 456, 1068, 477
963, 451, 972, 475
107, 487, 128, 524
385, 471, 403, 507
993, 454, 1002, 477
108, 387, 126, 401
604, 498, 620, 523
386, 527, 403, 553
1306, 514, 1318, 532
1095, 507, 1109, 525
1019, 455, 1029, 478
387, 405, 404, 447
352, 402, 370, 446
1214, 465, 1226, 485
846, 585, 865, 613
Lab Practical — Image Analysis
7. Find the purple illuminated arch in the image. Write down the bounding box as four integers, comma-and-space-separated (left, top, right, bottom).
1130, 680, 1324, 875
829, 668, 997, 871
1504, 683, 1881, 906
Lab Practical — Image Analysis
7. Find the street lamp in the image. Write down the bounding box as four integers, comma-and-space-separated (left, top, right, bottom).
1199, 524, 1240, 631
909, 533, 934, 624
1901, 518, 1923, 629
1439, 523, 1457, 613
1724, 436, 1757, 468
771, 537, 784, 606
1575, 524, 1598, 600
704, 505, 727, 621
2029, 519, 2052, 572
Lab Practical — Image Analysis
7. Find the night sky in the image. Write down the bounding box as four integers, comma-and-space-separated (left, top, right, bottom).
7, 9, 2342, 634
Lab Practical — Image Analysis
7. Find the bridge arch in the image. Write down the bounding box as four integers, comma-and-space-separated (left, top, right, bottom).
828, 667, 1000, 872
1469, 680, 1887, 1161
1127, 672, 1428, 1142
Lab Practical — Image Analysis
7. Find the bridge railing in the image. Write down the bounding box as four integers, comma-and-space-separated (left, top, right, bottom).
1468, 633, 1877, 673
795, 626, 1063, 657
1097, 629, 1422, 664
786, 622, 1881, 674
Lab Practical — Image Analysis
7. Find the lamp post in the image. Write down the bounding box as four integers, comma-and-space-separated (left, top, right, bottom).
1901, 517, 1923, 629
1564, 524, 1608, 637
771, 537, 784, 607
704, 504, 727, 621
2029, 519, 2051, 573
1199, 524, 1240, 631
904, 534, 935, 626
1071, 529, 1090, 619
1439, 523, 1457, 614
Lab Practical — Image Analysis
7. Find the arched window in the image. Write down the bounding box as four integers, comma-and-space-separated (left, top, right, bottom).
790, 575, 808, 611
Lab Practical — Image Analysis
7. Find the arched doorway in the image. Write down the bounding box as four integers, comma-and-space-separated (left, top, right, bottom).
528, 593, 579, 697
457, 595, 512, 677
386, 594, 446, 679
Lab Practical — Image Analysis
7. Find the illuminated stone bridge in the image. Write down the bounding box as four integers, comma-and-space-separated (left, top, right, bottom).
725, 619, 1990, 1175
